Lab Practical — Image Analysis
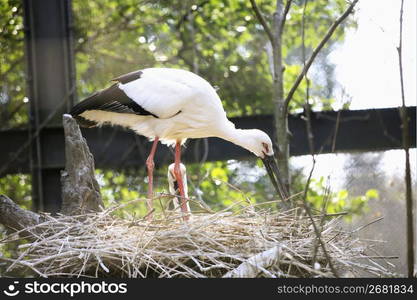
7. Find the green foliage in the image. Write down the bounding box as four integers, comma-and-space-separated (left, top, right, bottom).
0, 0, 28, 129
306, 176, 379, 221
95, 169, 147, 218
0, 0, 357, 125
189, 161, 253, 211
71, 0, 355, 115
0, 174, 31, 209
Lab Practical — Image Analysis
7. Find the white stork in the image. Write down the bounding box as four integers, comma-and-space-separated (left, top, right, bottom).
70, 68, 288, 221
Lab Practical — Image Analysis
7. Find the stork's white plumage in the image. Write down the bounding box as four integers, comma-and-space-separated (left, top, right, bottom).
70, 68, 288, 221
167, 163, 190, 215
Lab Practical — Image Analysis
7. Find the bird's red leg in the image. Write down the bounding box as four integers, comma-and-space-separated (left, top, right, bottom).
174, 141, 190, 221
145, 137, 159, 220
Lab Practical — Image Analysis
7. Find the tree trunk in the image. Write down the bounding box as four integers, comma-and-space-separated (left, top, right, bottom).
272, 0, 290, 191
0, 114, 103, 234
61, 114, 103, 215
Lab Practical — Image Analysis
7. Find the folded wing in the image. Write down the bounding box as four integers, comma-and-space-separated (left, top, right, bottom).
70, 69, 196, 127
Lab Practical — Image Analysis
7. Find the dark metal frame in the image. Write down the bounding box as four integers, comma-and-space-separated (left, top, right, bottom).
2, 106, 415, 172
23, 0, 76, 212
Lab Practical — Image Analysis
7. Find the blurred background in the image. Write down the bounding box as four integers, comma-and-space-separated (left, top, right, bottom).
0, 0, 415, 276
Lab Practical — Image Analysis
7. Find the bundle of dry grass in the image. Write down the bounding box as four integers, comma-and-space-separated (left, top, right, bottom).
1, 200, 397, 278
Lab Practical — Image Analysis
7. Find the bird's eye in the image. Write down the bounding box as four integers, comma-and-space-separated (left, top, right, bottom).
262, 142, 269, 154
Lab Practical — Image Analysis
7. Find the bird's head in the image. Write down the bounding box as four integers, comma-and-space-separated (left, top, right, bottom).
167, 163, 188, 195
235, 129, 289, 201
168, 163, 187, 181
236, 129, 273, 158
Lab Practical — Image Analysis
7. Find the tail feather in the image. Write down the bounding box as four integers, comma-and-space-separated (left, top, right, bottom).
69, 83, 158, 128
69, 90, 103, 116
69, 92, 102, 128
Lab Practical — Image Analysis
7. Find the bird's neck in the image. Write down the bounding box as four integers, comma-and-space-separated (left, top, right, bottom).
216, 122, 254, 154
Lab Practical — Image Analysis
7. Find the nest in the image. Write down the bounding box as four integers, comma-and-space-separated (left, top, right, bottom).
1, 201, 397, 278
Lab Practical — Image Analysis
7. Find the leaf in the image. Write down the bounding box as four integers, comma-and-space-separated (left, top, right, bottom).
365, 189, 379, 200
337, 189, 348, 200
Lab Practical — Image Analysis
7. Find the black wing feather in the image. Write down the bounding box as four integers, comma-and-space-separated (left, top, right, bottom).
70, 82, 158, 127
111, 70, 143, 84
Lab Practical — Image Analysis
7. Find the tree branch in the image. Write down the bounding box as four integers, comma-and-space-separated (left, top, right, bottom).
300, 187, 338, 277
249, 0, 275, 44
397, 0, 415, 278
300, 0, 336, 266
0, 195, 42, 232
284, 0, 359, 113
280, 0, 292, 32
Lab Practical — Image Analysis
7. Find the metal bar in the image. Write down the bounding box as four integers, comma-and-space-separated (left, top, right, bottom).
23, 0, 76, 213
1, 107, 415, 176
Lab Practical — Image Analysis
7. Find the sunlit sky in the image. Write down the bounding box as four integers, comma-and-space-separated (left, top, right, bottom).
293, 0, 416, 189
330, 0, 416, 110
